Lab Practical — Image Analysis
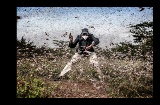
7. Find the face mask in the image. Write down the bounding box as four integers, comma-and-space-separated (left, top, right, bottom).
82, 36, 88, 40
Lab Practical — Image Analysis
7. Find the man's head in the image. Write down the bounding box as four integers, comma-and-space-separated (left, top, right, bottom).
81, 28, 89, 40
82, 28, 89, 35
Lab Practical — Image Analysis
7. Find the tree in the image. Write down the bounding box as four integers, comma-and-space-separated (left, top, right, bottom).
129, 21, 153, 60
129, 21, 153, 46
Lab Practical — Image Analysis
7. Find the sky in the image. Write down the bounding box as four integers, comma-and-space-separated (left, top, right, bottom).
17, 7, 153, 49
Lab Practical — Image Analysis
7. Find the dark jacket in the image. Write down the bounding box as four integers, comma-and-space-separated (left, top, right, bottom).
69, 34, 99, 52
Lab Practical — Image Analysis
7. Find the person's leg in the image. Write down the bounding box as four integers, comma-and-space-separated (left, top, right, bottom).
89, 52, 103, 79
58, 53, 81, 77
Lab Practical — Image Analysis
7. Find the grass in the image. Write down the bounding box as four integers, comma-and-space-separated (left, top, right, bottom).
17, 51, 153, 98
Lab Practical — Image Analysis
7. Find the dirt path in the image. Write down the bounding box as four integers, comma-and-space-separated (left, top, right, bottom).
48, 79, 108, 98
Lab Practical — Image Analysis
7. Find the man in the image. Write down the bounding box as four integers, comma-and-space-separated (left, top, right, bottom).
54, 28, 103, 81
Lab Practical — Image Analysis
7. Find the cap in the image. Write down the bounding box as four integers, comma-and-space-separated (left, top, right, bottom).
82, 28, 89, 34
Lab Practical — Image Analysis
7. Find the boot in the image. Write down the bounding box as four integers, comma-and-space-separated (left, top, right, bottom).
54, 75, 62, 81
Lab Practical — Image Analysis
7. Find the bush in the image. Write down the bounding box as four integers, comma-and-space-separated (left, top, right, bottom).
17, 70, 56, 98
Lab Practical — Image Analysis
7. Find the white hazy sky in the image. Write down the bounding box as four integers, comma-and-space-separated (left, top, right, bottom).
17, 7, 153, 48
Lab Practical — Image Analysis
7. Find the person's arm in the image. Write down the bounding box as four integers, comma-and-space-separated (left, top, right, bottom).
69, 35, 79, 48
86, 34, 99, 50
90, 34, 99, 46
85, 43, 94, 50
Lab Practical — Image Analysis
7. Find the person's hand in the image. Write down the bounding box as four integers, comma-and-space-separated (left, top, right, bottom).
85, 46, 91, 50
85, 44, 93, 50
69, 33, 73, 42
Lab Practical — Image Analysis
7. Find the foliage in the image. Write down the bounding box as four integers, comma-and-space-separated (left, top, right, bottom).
17, 70, 56, 98
129, 21, 153, 50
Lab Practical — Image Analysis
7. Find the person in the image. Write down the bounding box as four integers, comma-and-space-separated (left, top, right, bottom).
54, 28, 103, 81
